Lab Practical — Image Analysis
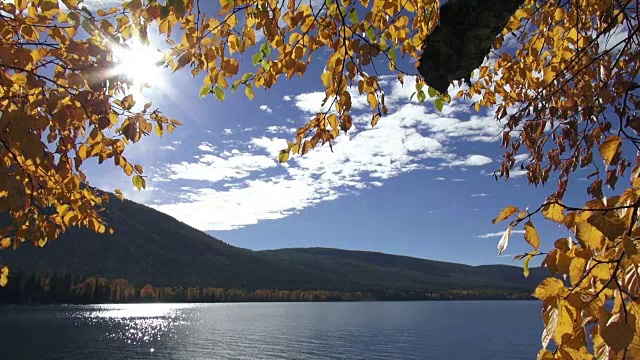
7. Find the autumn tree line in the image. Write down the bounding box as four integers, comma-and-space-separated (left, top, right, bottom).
0, 271, 532, 304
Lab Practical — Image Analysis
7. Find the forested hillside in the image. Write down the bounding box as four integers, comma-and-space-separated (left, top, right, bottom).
0, 196, 547, 296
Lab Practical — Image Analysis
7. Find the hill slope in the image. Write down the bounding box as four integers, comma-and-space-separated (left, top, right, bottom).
0, 196, 546, 293
259, 248, 547, 292
0, 197, 322, 290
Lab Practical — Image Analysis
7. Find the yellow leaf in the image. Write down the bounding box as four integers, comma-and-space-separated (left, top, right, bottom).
367, 92, 378, 109
132, 174, 146, 190
56, 204, 70, 216
121, 94, 135, 111
321, 71, 332, 87
63, 211, 76, 226
537, 349, 554, 360
174, 51, 193, 72
0, 238, 10, 249
563, 211, 577, 230
155, 123, 163, 137
554, 7, 565, 22
542, 201, 564, 223
623, 234, 640, 258
524, 221, 540, 250
569, 256, 587, 286
278, 150, 290, 163
533, 277, 566, 300
601, 320, 634, 352
77, 144, 88, 160
575, 220, 606, 251
492, 205, 520, 224
371, 113, 380, 127
591, 263, 613, 281
553, 302, 574, 345
123, 163, 134, 176
523, 252, 536, 278
11, 73, 27, 87
541, 303, 558, 348
245, 85, 254, 100
0, 266, 8, 286
587, 214, 626, 241
327, 114, 339, 136
543, 68, 557, 84
627, 302, 640, 356
514, 7, 533, 20
134, 164, 143, 174
222, 59, 239, 75
598, 136, 620, 166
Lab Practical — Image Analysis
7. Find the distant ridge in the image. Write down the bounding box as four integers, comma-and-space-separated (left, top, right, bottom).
0, 195, 547, 293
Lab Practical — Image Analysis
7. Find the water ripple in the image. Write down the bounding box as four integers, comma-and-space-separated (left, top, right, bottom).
0, 301, 542, 360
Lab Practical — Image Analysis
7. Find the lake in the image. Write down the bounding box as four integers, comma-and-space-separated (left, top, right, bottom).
0, 301, 543, 359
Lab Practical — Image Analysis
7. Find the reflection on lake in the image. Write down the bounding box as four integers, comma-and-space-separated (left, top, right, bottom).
77, 303, 193, 345
0, 301, 542, 359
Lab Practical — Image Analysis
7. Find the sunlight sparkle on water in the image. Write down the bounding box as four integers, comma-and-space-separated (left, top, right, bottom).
74, 304, 196, 345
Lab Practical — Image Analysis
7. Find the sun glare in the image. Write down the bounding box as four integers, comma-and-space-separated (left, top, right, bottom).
112, 41, 166, 90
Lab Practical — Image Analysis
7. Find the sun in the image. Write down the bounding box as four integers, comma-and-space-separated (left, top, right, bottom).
112, 41, 166, 90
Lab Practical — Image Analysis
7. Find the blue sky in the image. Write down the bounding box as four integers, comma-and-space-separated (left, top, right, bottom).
77, 0, 608, 266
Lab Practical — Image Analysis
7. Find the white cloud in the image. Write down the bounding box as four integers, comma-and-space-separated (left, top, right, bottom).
159, 152, 276, 183
434, 177, 446, 181
260, 105, 273, 113
154, 106, 451, 230
265, 126, 296, 135
513, 154, 529, 163
154, 176, 330, 230
150, 76, 510, 231
283, 95, 292, 101
452, 178, 466, 182
471, 193, 489, 197
159, 145, 176, 151
172, 141, 182, 145
445, 154, 493, 167
509, 169, 528, 177
294, 92, 330, 113
152, 175, 171, 182
292, 82, 504, 142
250, 136, 288, 158
477, 230, 525, 239
197, 142, 216, 152
223, 128, 233, 135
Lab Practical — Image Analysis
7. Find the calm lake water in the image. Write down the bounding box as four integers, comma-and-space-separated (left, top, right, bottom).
0, 301, 543, 359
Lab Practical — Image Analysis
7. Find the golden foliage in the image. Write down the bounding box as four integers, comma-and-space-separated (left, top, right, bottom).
492, 205, 520, 224
0, 0, 183, 260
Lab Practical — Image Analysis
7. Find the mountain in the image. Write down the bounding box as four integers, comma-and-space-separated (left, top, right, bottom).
259, 248, 547, 292
0, 195, 547, 293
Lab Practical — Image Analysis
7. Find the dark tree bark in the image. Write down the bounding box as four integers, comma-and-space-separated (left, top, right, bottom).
418, 0, 526, 93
